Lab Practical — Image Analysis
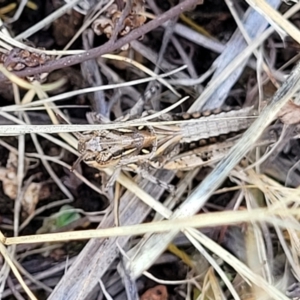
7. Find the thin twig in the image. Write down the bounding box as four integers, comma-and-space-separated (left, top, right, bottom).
0, 0, 200, 82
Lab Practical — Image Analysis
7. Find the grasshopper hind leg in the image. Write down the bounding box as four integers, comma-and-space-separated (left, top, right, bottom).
125, 164, 175, 194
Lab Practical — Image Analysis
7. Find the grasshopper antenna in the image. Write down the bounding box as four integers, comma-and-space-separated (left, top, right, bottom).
55, 113, 82, 140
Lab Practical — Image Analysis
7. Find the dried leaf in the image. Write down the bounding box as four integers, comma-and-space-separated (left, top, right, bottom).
92, 0, 147, 41
92, 17, 114, 37
0, 152, 45, 214
22, 182, 43, 215
277, 100, 300, 125
0, 152, 18, 199
2, 177, 17, 199
140, 285, 168, 300
0, 48, 52, 71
